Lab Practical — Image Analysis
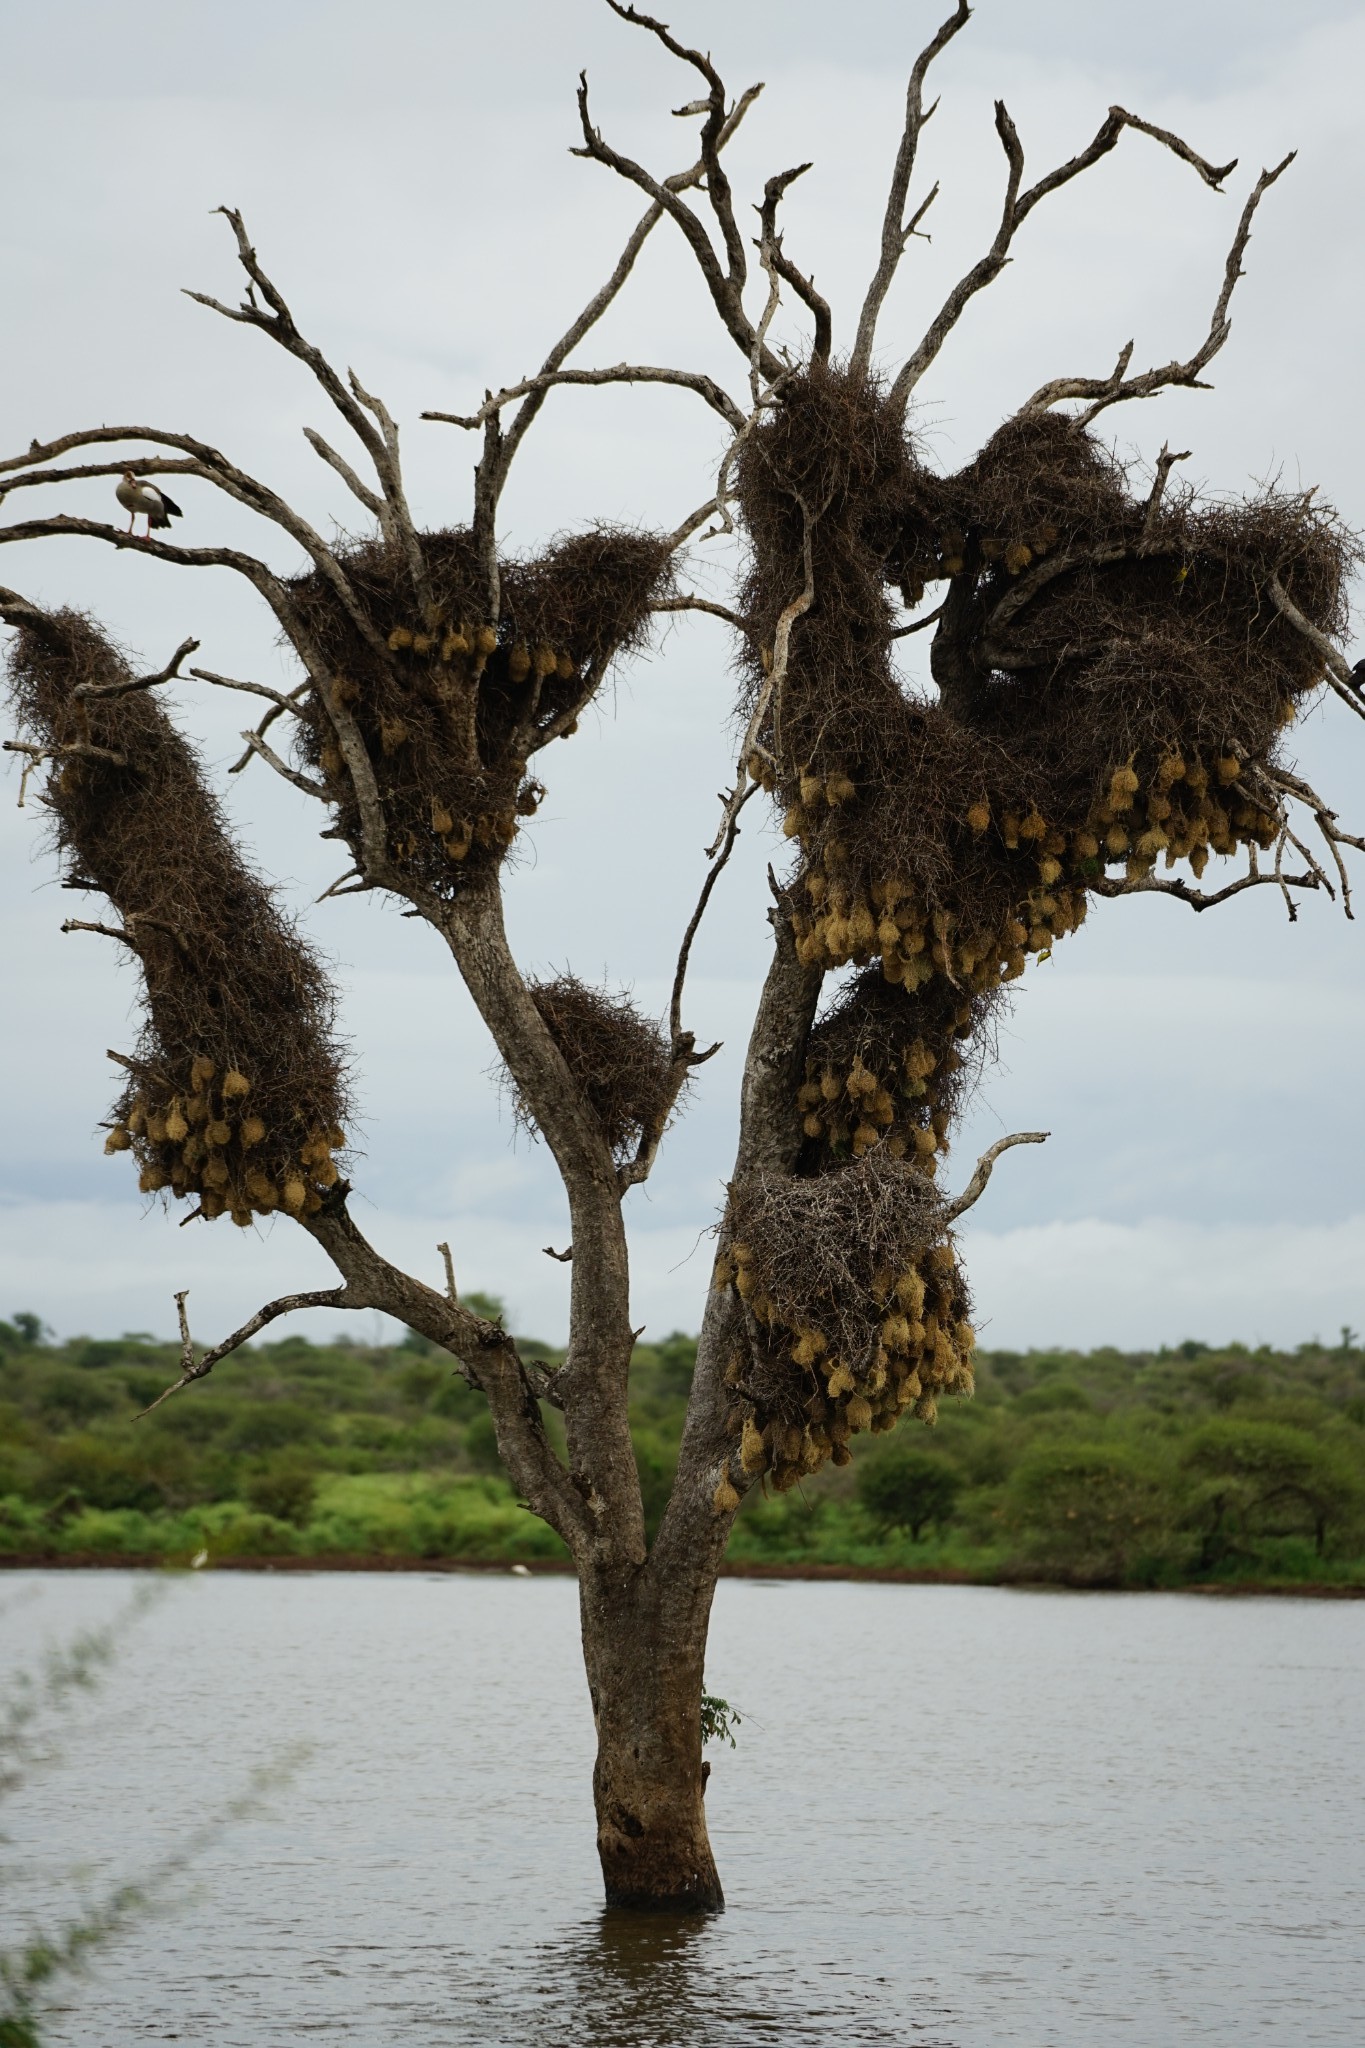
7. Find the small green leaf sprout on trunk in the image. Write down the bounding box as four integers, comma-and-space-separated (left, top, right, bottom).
700, 1692, 743, 1749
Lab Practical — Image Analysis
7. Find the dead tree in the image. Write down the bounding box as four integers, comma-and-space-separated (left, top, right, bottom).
3, 2, 1360, 1910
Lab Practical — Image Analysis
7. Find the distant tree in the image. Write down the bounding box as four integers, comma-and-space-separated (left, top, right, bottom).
1006, 1441, 1182, 1585
1182, 1419, 1363, 1564
3, 3, 1361, 1910
858, 1443, 961, 1540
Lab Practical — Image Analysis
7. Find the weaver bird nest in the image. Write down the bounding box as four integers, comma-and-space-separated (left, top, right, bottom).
290, 526, 670, 894
6, 608, 349, 1226
711, 365, 1356, 1503
713, 1152, 970, 1502
516, 974, 680, 1166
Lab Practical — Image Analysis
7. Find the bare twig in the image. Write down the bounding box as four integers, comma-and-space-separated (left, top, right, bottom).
851, 0, 972, 378
141, 1284, 350, 1414
73, 636, 199, 702
1266, 572, 1365, 724
943, 1131, 1049, 1222
1089, 863, 1322, 913
652, 594, 749, 632
1141, 444, 1191, 532
238, 728, 329, 800
543, 1244, 574, 1263
672, 778, 759, 1045
60, 919, 135, 947
437, 1242, 457, 1304
424, 362, 745, 434
1018, 155, 1295, 421
757, 164, 832, 364
890, 105, 1251, 418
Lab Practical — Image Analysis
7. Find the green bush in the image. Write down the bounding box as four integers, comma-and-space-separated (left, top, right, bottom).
1005, 1440, 1184, 1585
857, 1443, 961, 1540
1181, 1419, 1364, 1565
245, 1455, 317, 1527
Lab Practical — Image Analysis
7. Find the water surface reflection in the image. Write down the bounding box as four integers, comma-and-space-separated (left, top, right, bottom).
5, 1572, 1361, 2046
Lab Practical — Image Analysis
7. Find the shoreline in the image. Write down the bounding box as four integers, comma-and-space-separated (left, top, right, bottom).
2, 1551, 1362, 1597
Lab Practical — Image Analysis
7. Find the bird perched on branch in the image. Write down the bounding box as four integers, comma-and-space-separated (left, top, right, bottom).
116, 471, 182, 540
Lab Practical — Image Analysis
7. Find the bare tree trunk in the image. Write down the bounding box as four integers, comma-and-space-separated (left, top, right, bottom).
580, 1559, 724, 1911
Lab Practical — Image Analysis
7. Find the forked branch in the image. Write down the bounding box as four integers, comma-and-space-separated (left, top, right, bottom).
888, 101, 1247, 417
1019, 154, 1295, 421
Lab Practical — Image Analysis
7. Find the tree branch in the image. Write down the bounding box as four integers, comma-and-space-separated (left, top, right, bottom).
1018, 155, 1294, 421
757, 165, 832, 364
73, 636, 200, 702
423, 361, 745, 434
141, 1285, 350, 1413
238, 728, 330, 800
889, 105, 1251, 417
850, 0, 972, 379
571, 73, 778, 379
943, 1131, 1049, 1223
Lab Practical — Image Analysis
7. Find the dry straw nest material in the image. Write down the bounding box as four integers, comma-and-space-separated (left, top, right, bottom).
736, 367, 1357, 1009
5, 608, 349, 1226
517, 973, 679, 1164
797, 967, 1000, 1170
715, 1153, 974, 1494
290, 526, 670, 894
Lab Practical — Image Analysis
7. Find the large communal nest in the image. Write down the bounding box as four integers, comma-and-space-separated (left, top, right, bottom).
517, 974, 679, 1165
289, 526, 671, 895
736, 367, 1357, 1014
714, 1152, 974, 1494
6, 609, 349, 1226
711, 364, 1355, 1498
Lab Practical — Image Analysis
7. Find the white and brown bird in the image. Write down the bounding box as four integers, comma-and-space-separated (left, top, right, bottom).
116, 470, 183, 539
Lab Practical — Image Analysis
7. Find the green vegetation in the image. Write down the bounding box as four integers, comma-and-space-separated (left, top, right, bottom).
1, 1309, 1363, 1588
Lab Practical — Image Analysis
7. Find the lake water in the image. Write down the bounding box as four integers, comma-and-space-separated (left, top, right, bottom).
3, 1570, 1362, 2047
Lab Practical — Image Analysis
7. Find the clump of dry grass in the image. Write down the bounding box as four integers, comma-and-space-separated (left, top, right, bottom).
6, 608, 349, 1226
518, 973, 679, 1164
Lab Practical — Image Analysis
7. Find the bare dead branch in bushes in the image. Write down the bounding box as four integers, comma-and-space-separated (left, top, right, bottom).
1142, 444, 1192, 532
851, 0, 972, 378
889, 105, 1246, 416
943, 1131, 1050, 1222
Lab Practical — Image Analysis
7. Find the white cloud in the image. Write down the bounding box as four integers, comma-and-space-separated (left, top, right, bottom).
962, 1212, 1365, 1354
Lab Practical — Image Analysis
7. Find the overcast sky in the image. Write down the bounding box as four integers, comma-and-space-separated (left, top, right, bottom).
3, 0, 1364, 1351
